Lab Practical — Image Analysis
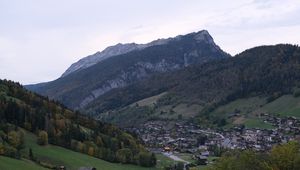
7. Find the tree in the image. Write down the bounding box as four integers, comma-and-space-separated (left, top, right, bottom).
209, 142, 300, 170
0, 143, 4, 155
7, 131, 19, 148
37, 131, 48, 145
7, 131, 24, 149
76, 142, 85, 153
175, 162, 184, 170
177, 114, 183, 120
197, 135, 208, 145
88, 147, 95, 156
270, 141, 300, 170
3, 145, 17, 158
137, 152, 156, 167
29, 148, 34, 160
150, 153, 156, 167
110, 138, 119, 151
95, 136, 104, 147
116, 148, 133, 164
210, 150, 271, 170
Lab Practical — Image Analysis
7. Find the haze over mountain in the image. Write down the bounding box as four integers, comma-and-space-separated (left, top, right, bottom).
27, 30, 230, 110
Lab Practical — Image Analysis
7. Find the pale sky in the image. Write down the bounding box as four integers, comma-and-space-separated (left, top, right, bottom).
1, 0, 300, 84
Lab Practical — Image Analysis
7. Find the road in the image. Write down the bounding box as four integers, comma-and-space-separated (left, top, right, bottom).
162, 152, 190, 170
194, 129, 225, 139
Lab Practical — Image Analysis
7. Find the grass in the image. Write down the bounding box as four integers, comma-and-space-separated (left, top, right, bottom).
210, 97, 266, 117
174, 153, 195, 163
209, 95, 300, 129
192, 166, 210, 170
21, 130, 158, 170
1, 130, 174, 170
156, 154, 177, 169
173, 104, 203, 118
172, 153, 217, 170
261, 95, 300, 117
132, 92, 167, 107
0, 156, 48, 170
244, 118, 274, 129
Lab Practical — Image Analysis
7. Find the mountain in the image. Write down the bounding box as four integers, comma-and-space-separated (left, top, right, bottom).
61, 36, 181, 77
0, 79, 156, 168
86, 44, 300, 127
27, 30, 230, 110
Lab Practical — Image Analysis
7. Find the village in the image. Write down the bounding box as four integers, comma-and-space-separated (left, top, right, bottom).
126, 114, 300, 166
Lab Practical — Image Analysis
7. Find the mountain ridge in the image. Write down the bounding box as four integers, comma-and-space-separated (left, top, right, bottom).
27, 30, 230, 110
61, 30, 218, 77
93, 44, 300, 127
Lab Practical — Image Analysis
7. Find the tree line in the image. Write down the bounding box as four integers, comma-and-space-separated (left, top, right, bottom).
0, 79, 156, 167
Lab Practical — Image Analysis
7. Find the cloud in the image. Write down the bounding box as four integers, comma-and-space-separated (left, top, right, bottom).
0, 0, 299, 84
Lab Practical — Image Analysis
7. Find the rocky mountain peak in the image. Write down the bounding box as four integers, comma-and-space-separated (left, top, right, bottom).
61, 30, 216, 77
27, 29, 230, 110
61, 42, 142, 77
194, 30, 214, 43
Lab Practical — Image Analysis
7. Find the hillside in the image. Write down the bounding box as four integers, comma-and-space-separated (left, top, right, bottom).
0, 79, 156, 168
26, 30, 230, 110
0, 130, 157, 170
85, 44, 300, 127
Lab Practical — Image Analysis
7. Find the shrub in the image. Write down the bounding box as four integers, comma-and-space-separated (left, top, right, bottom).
293, 90, 300, 97
137, 152, 156, 167
116, 148, 133, 164
37, 131, 48, 145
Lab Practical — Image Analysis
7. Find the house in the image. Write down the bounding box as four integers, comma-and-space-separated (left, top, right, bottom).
78, 167, 96, 170
163, 146, 171, 152
221, 138, 232, 148
201, 151, 210, 156
57, 166, 66, 170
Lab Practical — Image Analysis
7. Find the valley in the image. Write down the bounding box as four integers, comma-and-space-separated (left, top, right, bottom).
123, 94, 300, 168
2, 31, 300, 170
2, 1, 300, 169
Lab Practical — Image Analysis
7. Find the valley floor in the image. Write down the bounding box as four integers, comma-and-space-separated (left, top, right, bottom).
124, 95, 300, 169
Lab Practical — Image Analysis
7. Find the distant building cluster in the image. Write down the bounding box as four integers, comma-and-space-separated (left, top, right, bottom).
126, 114, 300, 164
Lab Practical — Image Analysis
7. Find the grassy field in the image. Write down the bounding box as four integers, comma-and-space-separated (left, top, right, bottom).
174, 153, 195, 163
155, 154, 177, 169
0, 156, 48, 170
0, 130, 175, 170
132, 92, 167, 107
209, 95, 300, 128
169, 153, 216, 170
244, 118, 274, 129
20, 130, 158, 170
261, 95, 300, 117
210, 97, 266, 117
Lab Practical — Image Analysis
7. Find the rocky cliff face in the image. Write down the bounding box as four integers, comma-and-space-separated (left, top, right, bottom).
27, 30, 231, 110
61, 43, 141, 77
77, 59, 183, 109
61, 34, 180, 77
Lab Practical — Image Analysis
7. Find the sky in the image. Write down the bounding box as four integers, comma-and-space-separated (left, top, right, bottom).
0, 0, 300, 84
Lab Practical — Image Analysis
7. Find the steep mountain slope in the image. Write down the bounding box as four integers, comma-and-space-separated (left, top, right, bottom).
0, 79, 156, 167
61, 36, 184, 77
27, 30, 230, 110
84, 44, 300, 127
